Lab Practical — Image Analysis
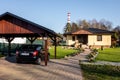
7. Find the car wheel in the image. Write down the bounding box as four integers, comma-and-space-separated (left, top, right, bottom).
36, 58, 41, 65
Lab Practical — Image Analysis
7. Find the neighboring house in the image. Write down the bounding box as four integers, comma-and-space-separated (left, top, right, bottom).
64, 28, 114, 48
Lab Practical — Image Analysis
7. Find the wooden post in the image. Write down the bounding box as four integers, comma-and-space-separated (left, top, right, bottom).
44, 38, 48, 66
8, 41, 11, 56
5, 37, 14, 56
27, 37, 37, 44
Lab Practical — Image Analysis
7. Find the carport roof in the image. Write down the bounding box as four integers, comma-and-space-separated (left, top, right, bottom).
0, 12, 59, 38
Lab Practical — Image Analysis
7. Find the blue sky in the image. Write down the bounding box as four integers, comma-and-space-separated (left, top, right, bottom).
0, 0, 120, 33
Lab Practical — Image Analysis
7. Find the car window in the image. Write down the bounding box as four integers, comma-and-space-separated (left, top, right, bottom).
28, 46, 37, 50
20, 45, 42, 51
36, 46, 41, 50
20, 45, 28, 50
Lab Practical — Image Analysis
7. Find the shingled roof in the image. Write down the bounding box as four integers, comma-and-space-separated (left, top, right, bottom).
64, 28, 114, 35
87, 28, 113, 34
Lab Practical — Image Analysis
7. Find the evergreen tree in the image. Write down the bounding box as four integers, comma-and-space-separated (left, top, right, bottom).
63, 23, 72, 33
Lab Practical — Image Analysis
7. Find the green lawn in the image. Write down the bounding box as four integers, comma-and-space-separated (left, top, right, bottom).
49, 46, 79, 59
96, 48, 120, 62
80, 63, 120, 80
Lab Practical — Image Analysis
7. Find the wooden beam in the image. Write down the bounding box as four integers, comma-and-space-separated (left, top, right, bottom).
48, 34, 55, 42
27, 37, 37, 44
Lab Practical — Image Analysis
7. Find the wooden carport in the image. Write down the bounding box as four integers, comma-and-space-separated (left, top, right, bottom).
0, 12, 59, 66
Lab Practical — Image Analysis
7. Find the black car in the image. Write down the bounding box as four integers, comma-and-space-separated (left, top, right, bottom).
16, 44, 50, 64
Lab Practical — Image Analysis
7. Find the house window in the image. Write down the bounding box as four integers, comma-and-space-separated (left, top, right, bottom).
97, 35, 102, 41
72, 36, 75, 41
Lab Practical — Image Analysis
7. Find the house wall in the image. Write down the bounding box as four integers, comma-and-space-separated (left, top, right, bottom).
66, 34, 111, 48
88, 35, 111, 48
66, 35, 77, 46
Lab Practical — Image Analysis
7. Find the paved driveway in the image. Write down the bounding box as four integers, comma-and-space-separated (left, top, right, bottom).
0, 54, 83, 80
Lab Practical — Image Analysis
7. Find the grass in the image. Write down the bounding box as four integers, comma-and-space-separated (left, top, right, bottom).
80, 63, 120, 80
96, 48, 120, 62
49, 46, 79, 59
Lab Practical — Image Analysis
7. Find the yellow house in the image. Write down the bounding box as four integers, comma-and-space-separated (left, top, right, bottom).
64, 28, 114, 48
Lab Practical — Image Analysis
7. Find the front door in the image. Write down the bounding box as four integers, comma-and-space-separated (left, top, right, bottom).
77, 35, 88, 44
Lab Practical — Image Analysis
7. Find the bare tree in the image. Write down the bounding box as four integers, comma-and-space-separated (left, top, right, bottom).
78, 20, 90, 29
64, 18, 113, 33
91, 19, 98, 28
113, 25, 120, 46
113, 25, 120, 32
78, 20, 83, 29
71, 22, 79, 32
99, 19, 112, 30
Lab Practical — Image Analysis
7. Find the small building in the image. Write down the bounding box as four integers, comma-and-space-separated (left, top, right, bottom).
64, 28, 114, 48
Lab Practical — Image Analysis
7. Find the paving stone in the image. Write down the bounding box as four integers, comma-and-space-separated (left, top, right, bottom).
0, 53, 83, 80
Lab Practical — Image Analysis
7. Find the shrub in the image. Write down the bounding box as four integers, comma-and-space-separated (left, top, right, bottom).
87, 49, 99, 61
80, 63, 120, 77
